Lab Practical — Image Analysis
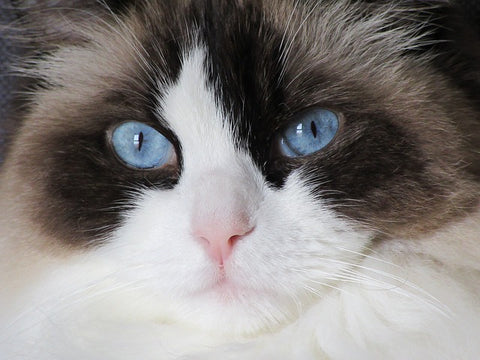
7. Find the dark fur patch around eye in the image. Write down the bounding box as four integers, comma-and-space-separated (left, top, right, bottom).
44, 136, 178, 242
22, 108, 183, 245
264, 105, 444, 233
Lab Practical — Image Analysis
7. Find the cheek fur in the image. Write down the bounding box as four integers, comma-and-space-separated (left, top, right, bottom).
101, 166, 371, 333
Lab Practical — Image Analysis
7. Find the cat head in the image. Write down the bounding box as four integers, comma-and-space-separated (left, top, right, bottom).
2, 0, 479, 333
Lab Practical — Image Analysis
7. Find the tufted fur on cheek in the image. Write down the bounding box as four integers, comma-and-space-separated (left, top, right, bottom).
1, 1, 480, 359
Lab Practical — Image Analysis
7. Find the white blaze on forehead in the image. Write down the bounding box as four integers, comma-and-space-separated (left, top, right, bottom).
154, 45, 264, 268
158, 47, 238, 171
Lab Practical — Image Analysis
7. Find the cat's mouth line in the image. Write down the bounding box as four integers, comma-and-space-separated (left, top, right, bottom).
211, 267, 238, 293
186, 267, 255, 299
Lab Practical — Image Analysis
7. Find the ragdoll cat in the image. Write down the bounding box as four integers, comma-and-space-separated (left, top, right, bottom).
1, 0, 479, 359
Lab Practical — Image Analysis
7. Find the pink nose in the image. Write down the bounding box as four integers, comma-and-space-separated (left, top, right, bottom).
193, 218, 253, 266
191, 169, 257, 266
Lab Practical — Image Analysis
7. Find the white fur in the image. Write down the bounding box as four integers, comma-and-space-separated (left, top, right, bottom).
1, 47, 480, 360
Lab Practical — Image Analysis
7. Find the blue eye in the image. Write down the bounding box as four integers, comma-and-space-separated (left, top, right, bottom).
278, 109, 339, 157
111, 121, 175, 169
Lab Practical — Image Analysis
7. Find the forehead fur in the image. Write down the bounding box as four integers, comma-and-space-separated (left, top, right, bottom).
3, 0, 480, 246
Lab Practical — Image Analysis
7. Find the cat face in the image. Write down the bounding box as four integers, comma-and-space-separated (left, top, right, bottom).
3, 0, 479, 334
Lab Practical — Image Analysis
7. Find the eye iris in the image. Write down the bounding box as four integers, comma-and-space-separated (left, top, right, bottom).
279, 109, 339, 157
111, 121, 174, 169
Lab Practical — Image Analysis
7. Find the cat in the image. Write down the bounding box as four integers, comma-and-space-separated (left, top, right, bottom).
1, 0, 479, 359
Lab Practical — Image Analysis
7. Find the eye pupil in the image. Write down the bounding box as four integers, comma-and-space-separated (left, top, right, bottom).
310, 121, 317, 138
134, 132, 144, 151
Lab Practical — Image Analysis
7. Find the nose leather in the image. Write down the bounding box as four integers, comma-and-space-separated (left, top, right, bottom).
191, 170, 254, 266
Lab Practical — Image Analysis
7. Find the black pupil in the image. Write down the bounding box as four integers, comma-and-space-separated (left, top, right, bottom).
134, 132, 144, 151
310, 121, 317, 138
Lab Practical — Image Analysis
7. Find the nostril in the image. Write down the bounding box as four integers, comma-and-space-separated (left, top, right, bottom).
228, 234, 241, 248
